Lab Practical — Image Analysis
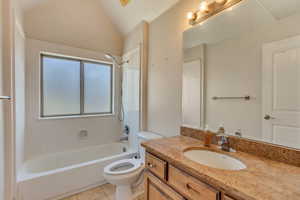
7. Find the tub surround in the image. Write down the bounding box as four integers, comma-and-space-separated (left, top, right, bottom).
142, 136, 300, 200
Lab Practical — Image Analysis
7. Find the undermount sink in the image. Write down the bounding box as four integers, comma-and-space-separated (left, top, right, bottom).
184, 149, 247, 171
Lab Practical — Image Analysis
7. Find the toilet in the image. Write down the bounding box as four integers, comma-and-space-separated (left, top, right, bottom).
103, 131, 162, 200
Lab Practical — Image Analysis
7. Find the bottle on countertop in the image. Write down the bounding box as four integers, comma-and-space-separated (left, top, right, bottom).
204, 125, 212, 147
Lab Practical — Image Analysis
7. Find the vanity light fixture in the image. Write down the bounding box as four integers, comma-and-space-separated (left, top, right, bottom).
187, 0, 243, 26
120, 0, 131, 7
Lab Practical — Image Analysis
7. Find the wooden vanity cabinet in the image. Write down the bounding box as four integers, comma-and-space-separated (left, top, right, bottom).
145, 152, 236, 200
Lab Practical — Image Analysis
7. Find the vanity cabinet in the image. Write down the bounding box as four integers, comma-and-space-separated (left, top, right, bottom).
145, 152, 235, 200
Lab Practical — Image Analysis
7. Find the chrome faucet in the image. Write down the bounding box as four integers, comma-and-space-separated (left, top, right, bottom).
119, 125, 130, 142
119, 135, 128, 142
217, 126, 230, 152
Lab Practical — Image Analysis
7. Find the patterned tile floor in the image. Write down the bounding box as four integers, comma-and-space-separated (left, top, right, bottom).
61, 184, 144, 200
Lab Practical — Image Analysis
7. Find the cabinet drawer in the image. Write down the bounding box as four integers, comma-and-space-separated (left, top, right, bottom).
168, 165, 219, 200
145, 172, 184, 200
145, 153, 167, 180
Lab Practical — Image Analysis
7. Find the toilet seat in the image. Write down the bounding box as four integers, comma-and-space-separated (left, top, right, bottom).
104, 159, 142, 175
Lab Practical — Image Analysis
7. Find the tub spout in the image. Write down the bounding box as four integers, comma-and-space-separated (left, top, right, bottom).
119, 135, 128, 142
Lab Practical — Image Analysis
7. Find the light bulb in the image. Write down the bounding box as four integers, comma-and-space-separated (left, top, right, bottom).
187, 12, 195, 20
227, 7, 233, 11
199, 1, 209, 12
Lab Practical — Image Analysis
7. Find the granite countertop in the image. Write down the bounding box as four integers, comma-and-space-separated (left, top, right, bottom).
142, 136, 300, 200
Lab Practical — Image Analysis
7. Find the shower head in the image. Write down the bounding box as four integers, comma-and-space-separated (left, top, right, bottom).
105, 53, 129, 66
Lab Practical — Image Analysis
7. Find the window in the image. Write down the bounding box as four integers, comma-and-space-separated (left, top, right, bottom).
41, 54, 113, 118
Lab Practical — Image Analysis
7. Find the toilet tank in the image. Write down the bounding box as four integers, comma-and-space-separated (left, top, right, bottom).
137, 131, 163, 163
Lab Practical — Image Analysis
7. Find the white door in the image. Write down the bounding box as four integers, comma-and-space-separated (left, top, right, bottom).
262, 35, 300, 149
1, 0, 16, 199
182, 59, 204, 129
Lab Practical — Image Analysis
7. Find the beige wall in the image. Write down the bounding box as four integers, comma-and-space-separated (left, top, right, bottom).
147, 0, 198, 137
24, 0, 124, 56
25, 39, 122, 159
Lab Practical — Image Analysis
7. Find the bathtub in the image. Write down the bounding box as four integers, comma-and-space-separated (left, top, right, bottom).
17, 142, 135, 200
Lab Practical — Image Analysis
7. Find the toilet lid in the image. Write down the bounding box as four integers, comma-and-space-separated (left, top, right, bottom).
104, 159, 142, 175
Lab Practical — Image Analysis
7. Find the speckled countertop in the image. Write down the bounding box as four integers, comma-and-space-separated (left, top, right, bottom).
142, 136, 300, 200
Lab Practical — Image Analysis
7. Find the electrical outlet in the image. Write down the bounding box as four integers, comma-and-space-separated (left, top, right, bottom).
79, 130, 88, 140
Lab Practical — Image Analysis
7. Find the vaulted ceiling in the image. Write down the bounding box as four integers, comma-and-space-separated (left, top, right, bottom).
97, 0, 180, 34
21, 0, 180, 35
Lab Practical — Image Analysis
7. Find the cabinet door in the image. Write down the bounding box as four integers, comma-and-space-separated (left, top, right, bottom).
145, 172, 185, 200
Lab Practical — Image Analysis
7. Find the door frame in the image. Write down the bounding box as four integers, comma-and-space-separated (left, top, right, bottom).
262, 35, 300, 142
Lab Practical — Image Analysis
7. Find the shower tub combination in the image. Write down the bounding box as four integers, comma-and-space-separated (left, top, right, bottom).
18, 142, 135, 200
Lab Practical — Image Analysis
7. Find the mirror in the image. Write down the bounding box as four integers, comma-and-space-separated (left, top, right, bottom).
182, 0, 300, 149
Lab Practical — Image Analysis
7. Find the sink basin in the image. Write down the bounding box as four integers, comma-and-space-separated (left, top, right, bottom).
184, 150, 247, 171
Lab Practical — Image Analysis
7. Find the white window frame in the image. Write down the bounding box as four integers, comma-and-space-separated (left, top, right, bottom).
40, 53, 115, 119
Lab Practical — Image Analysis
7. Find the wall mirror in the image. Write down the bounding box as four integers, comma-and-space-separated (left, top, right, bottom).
182, 0, 300, 149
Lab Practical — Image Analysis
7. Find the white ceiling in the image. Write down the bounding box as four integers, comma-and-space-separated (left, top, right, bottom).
258, 0, 300, 20
97, 0, 180, 35
21, 0, 180, 35
21, 0, 300, 36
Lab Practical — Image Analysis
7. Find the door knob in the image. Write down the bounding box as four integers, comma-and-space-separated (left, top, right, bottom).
264, 114, 275, 120
0, 96, 11, 100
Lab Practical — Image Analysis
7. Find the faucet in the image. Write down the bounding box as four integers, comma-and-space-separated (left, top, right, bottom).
119, 125, 130, 142
216, 125, 230, 152
119, 135, 128, 142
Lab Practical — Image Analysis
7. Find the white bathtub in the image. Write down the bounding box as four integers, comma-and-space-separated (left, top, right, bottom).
17, 142, 135, 200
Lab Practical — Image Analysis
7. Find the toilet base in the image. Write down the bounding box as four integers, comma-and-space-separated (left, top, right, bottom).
116, 185, 132, 200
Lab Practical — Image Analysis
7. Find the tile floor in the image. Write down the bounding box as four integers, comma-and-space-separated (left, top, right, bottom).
61, 183, 144, 200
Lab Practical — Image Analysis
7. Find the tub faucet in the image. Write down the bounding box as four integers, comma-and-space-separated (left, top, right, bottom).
119, 135, 128, 142
217, 126, 230, 152
120, 125, 129, 142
